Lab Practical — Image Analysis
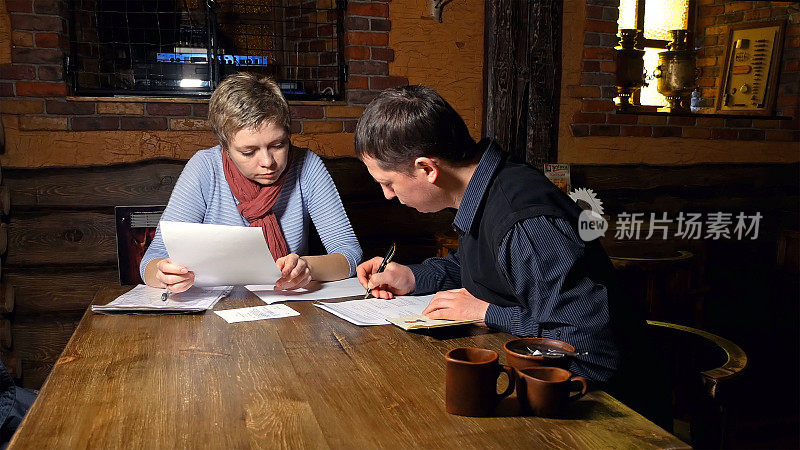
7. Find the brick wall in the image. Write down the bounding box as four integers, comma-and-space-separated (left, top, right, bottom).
571, 0, 799, 141
694, 1, 798, 114
0, 0, 406, 137
283, 0, 337, 96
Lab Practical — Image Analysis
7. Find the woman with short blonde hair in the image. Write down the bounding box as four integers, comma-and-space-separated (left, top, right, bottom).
142, 73, 362, 292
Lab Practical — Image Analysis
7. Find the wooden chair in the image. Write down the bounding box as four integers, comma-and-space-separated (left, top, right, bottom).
646, 320, 747, 449
609, 249, 702, 326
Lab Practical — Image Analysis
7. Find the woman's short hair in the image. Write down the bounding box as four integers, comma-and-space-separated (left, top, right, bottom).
354, 85, 478, 173
208, 73, 290, 149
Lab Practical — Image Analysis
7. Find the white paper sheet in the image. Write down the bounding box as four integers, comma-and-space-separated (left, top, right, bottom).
246, 277, 365, 304
91, 284, 231, 314
314, 294, 435, 326
160, 221, 282, 286
214, 304, 300, 323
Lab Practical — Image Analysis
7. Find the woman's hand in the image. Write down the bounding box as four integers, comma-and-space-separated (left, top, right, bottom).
275, 253, 312, 290
155, 258, 195, 293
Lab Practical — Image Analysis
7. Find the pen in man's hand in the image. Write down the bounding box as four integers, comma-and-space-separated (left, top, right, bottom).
365, 242, 397, 299
161, 287, 170, 302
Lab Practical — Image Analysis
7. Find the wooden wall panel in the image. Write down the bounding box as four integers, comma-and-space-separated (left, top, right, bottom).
4, 268, 118, 315
320, 157, 383, 200
19, 361, 53, 391
5, 161, 184, 207
573, 164, 799, 192
12, 317, 82, 365
6, 210, 117, 266
571, 163, 800, 230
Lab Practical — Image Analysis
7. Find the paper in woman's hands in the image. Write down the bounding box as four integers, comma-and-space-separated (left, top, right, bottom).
246, 277, 366, 304
160, 221, 282, 286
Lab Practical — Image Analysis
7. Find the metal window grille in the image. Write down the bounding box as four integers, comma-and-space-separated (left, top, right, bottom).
68, 0, 346, 100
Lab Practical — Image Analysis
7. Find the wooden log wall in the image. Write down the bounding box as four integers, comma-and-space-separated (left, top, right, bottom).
2, 156, 454, 388
0, 161, 19, 380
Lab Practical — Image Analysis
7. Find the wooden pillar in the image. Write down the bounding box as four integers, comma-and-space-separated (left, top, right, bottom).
484, 0, 562, 168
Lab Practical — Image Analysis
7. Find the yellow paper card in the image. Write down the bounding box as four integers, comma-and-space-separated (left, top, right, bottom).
386, 315, 481, 330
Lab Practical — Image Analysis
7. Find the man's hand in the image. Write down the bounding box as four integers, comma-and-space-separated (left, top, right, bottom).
275, 254, 312, 290
422, 288, 489, 321
356, 257, 415, 299
156, 258, 195, 293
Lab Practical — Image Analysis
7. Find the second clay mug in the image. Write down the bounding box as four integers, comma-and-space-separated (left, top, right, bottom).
504, 337, 575, 371
516, 366, 588, 417
445, 347, 515, 416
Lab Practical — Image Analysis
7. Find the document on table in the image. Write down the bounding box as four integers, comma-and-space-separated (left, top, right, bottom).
214, 304, 300, 323
160, 221, 282, 287
91, 284, 232, 314
246, 277, 365, 304
386, 315, 482, 330
314, 294, 435, 326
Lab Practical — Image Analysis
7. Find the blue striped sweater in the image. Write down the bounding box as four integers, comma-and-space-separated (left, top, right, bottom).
140, 146, 362, 280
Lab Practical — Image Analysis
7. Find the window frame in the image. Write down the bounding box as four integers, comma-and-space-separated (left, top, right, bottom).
623, 0, 696, 106
66, 0, 348, 101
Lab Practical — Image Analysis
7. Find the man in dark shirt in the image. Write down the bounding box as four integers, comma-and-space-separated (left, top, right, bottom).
354, 85, 667, 425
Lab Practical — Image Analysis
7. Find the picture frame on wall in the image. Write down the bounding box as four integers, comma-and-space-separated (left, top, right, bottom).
715, 20, 786, 116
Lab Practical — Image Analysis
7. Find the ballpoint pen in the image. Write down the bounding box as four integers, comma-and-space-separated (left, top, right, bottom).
161, 287, 170, 302
364, 242, 397, 299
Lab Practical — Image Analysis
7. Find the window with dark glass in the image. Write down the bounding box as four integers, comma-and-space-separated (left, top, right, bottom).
68, 0, 346, 100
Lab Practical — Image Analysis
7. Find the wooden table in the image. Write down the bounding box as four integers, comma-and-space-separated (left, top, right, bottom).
9, 286, 688, 449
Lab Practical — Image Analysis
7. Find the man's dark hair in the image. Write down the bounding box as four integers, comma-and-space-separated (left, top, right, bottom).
354, 85, 479, 172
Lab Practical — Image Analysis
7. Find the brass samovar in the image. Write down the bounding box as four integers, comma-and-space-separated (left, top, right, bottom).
653, 30, 697, 112
615, 29, 646, 110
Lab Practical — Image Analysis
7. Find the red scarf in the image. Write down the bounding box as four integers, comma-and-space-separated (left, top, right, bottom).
222, 149, 290, 261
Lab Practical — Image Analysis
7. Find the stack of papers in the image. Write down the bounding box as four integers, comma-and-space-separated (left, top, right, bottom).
314, 294, 434, 326
91, 285, 231, 314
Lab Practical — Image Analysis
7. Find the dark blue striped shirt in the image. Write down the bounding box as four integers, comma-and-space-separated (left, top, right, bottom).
409, 146, 618, 382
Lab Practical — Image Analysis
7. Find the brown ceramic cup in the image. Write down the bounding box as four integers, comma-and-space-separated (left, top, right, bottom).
516, 366, 588, 417
504, 337, 575, 371
445, 347, 516, 416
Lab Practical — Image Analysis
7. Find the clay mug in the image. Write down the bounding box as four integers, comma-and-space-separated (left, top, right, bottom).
516, 366, 588, 417
445, 347, 516, 416
504, 337, 575, 371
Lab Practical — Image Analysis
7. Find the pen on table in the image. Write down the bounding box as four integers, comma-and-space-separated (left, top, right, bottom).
365, 242, 397, 299
161, 287, 170, 302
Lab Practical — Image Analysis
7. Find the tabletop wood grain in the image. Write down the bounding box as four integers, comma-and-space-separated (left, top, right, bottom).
9, 286, 689, 449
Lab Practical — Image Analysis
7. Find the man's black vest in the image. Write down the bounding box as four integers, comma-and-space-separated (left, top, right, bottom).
459, 148, 619, 310
455, 144, 669, 427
